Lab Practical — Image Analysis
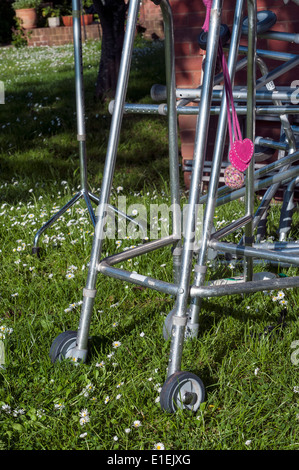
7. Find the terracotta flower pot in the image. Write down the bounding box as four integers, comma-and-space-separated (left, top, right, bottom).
62, 15, 72, 27
62, 14, 93, 27
15, 8, 37, 30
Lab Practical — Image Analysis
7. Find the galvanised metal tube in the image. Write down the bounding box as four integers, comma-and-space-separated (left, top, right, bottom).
217, 164, 299, 206
256, 56, 299, 90
248, 56, 297, 242
252, 242, 299, 250
74, 0, 141, 356
244, 0, 256, 282
120, 103, 299, 115
278, 176, 299, 241
99, 263, 178, 296
188, 0, 245, 334
209, 239, 299, 266
33, 191, 83, 248
160, 0, 181, 283
199, 148, 299, 205
210, 215, 253, 240
176, 57, 248, 108
72, 0, 88, 191
176, 105, 299, 115
167, 0, 223, 377
98, 235, 176, 267
259, 31, 299, 44
175, 88, 296, 102
236, 46, 298, 62
190, 275, 299, 298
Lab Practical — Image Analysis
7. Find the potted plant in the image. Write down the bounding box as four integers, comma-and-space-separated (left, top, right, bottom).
12, 0, 41, 30
61, 0, 93, 27
42, 6, 61, 28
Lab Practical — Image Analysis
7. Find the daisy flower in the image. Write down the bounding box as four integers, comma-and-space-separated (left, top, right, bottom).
66, 273, 75, 279
133, 420, 142, 428
153, 442, 165, 450
79, 409, 89, 418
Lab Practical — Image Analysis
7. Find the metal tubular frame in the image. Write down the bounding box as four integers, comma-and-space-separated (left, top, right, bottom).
32, 0, 141, 255
57, 0, 299, 403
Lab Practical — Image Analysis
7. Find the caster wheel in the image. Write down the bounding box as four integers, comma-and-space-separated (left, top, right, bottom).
49, 330, 77, 363
198, 24, 231, 51
242, 10, 277, 35
160, 371, 205, 413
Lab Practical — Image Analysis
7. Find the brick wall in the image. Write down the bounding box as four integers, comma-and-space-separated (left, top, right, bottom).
27, 23, 101, 47
167, 0, 299, 188
139, 0, 164, 39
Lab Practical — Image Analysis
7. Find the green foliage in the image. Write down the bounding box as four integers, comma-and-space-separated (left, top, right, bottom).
12, 0, 41, 9
11, 16, 31, 48
42, 6, 61, 18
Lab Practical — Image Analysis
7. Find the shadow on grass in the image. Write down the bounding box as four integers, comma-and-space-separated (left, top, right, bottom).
0, 39, 171, 204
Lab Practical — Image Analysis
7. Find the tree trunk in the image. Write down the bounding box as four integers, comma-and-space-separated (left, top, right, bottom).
93, 0, 128, 101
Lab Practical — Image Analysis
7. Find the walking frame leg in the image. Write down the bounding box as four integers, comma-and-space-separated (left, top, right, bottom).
186, 0, 245, 340
166, 0, 224, 378
32, 0, 142, 254
70, 0, 142, 362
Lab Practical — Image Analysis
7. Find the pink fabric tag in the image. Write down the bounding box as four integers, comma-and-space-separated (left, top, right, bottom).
229, 148, 250, 172
233, 138, 254, 164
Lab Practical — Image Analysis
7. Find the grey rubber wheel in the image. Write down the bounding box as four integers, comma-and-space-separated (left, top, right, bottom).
242, 10, 277, 35
198, 24, 231, 50
160, 371, 205, 413
49, 330, 77, 363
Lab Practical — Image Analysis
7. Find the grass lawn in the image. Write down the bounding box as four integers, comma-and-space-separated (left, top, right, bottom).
0, 37, 299, 451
